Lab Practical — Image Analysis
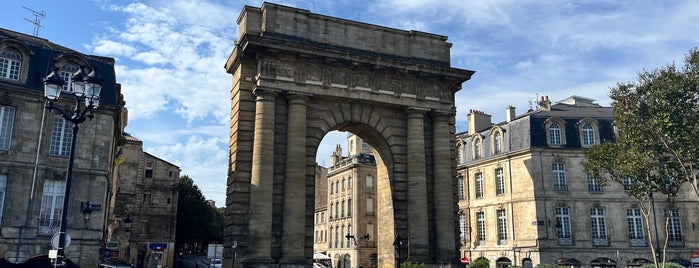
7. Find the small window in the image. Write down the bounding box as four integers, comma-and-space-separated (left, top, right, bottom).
495, 168, 505, 195
473, 137, 482, 159
493, 131, 503, 154
49, 117, 72, 156
550, 124, 561, 145
457, 177, 465, 200
475, 173, 484, 198
139, 221, 149, 234
143, 193, 151, 205
58, 63, 80, 93
0, 48, 22, 80
582, 125, 595, 145
0, 105, 16, 150
552, 163, 567, 191
587, 172, 603, 192
145, 161, 154, 178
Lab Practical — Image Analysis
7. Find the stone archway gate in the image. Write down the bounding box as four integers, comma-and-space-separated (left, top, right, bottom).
224, 3, 474, 267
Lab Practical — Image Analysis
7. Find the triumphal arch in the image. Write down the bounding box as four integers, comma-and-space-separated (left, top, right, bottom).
224, 3, 474, 267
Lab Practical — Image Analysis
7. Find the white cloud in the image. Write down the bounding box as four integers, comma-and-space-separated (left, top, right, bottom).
83, 0, 699, 206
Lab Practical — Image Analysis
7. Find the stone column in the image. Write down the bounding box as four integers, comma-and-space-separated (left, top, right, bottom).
406, 108, 429, 261
246, 89, 277, 264
433, 112, 457, 262
281, 94, 309, 263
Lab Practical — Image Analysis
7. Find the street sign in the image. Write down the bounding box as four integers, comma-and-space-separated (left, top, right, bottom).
106, 241, 119, 250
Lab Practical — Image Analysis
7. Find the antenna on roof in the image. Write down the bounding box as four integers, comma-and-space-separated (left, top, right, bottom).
23, 6, 45, 37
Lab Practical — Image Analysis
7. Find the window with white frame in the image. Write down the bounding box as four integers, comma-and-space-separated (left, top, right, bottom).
475, 173, 484, 198
495, 168, 505, 195
473, 138, 482, 159
58, 63, 80, 93
552, 162, 567, 191
49, 117, 72, 156
39, 179, 65, 234
549, 124, 561, 145
457, 144, 465, 164
582, 124, 595, 145
587, 172, 603, 192
366, 198, 373, 214
666, 208, 683, 242
627, 208, 644, 241
493, 131, 502, 155
0, 47, 22, 80
457, 177, 465, 200
0, 105, 16, 150
0, 174, 6, 228
590, 207, 607, 241
476, 211, 486, 244
497, 209, 507, 244
555, 207, 572, 239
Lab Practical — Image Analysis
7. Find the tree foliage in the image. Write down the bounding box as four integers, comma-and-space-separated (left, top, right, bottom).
584, 48, 699, 266
585, 48, 699, 198
175, 175, 224, 253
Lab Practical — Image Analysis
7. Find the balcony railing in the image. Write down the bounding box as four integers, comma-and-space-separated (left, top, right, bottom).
629, 238, 646, 247
38, 218, 60, 235
668, 235, 685, 247
592, 236, 609, 246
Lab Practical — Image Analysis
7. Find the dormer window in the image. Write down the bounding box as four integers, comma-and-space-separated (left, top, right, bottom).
58, 63, 80, 93
578, 119, 600, 147
545, 118, 567, 146
0, 48, 22, 80
472, 136, 483, 160
492, 130, 503, 155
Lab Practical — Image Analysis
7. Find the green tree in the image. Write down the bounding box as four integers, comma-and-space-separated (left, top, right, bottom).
584, 48, 699, 267
175, 175, 224, 253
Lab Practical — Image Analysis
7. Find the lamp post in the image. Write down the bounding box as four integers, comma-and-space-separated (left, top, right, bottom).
393, 235, 403, 268
43, 65, 103, 265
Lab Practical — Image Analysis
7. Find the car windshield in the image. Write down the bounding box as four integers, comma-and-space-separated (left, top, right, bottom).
212, 260, 221, 264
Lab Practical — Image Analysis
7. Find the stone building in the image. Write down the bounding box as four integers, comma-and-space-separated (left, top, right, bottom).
456, 95, 699, 268
315, 134, 377, 268
0, 27, 125, 266
106, 132, 180, 268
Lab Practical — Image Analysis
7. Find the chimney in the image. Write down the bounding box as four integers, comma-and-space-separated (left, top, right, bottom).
467, 109, 492, 135
539, 96, 552, 111
506, 105, 516, 122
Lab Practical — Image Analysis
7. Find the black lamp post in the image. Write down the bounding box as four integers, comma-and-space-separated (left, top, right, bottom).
345, 233, 357, 247
43, 65, 103, 265
393, 235, 403, 268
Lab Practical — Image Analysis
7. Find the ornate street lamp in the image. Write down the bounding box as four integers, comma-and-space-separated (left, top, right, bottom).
81, 202, 93, 223
43, 65, 102, 265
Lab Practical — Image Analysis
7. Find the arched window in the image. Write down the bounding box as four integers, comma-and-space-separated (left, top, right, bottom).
473, 137, 482, 159
493, 131, 502, 154
0, 47, 22, 80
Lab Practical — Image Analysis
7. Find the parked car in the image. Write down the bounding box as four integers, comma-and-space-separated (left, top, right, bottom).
209, 259, 222, 268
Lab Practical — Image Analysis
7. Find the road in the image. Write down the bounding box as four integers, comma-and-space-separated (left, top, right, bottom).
177, 255, 210, 268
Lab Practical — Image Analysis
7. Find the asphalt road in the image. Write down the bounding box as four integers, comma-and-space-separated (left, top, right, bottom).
177, 255, 210, 268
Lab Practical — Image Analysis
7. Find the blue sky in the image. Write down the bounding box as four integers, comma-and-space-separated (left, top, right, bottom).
3, 0, 698, 207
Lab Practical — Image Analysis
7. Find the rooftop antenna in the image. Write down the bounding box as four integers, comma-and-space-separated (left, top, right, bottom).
23, 6, 45, 37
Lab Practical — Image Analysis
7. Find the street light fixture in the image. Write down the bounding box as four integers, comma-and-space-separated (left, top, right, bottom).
393, 235, 404, 268
43, 65, 103, 265
81, 202, 93, 223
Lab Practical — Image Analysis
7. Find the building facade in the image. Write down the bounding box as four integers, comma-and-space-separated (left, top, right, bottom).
315, 134, 378, 268
106, 133, 180, 268
456, 96, 699, 268
0, 28, 125, 266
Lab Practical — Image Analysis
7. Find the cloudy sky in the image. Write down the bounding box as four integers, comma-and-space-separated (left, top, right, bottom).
3, 0, 698, 207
